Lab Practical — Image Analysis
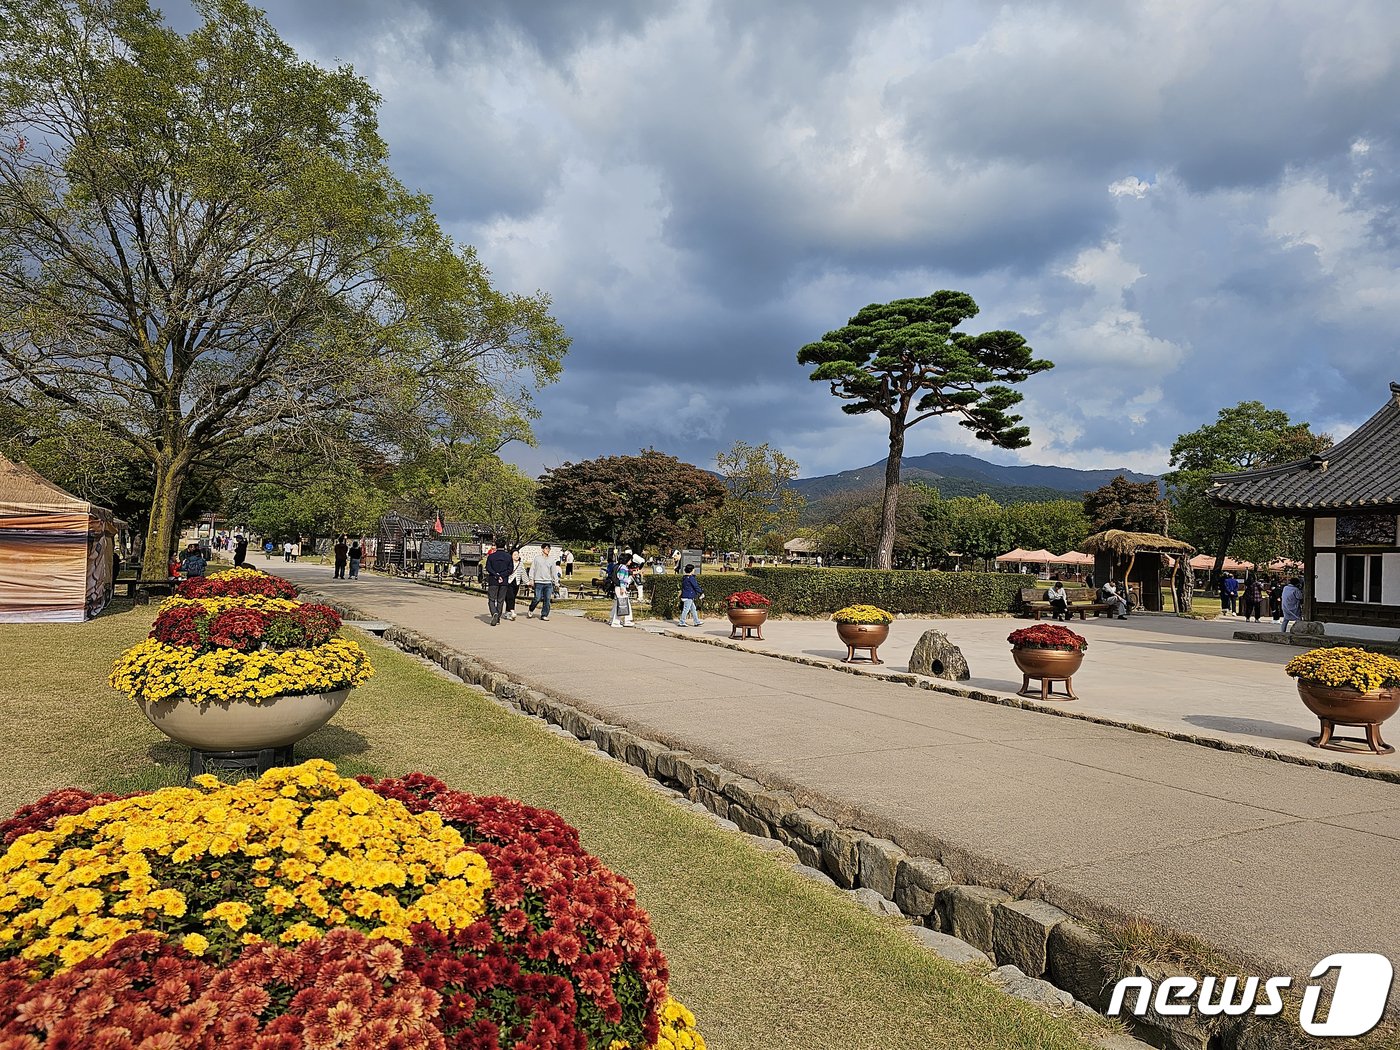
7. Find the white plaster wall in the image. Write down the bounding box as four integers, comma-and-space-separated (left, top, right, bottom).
1314, 517, 1336, 546
1383, 553, 1400, 607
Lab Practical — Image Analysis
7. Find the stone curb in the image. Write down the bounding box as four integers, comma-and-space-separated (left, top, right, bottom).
654, 628, 1400, 784
304, 589, 1332, 1049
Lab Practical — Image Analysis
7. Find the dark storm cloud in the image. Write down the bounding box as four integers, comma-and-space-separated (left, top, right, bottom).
167, 2, 1400, 475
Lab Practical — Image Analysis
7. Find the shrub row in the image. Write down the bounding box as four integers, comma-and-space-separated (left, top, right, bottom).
649, 565, 1033, 618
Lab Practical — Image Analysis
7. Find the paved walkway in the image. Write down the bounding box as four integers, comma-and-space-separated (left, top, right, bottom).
279, 563, 1400, 984
652, 612, 1400, 773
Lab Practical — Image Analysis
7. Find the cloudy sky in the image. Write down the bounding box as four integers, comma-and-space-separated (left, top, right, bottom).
228, 1, 1400, 478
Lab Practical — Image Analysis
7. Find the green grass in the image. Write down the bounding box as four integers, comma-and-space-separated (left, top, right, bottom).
0, 607, 1108, 1050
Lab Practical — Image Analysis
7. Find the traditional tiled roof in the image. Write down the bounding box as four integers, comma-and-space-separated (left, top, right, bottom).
0, 452, 95, 510
1209, 382, 1400, 512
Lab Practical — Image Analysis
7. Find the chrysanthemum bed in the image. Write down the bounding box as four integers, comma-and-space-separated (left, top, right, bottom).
0, 761, 705, 1049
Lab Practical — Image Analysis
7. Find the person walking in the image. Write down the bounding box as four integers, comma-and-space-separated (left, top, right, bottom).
505, 546, 524, 620
484, 541, 514, 625
1280, 577, 1304, 634
527, 543, 558, 620
1241, 571, 1264, 623
348, 540, 362, 579
677, 564, 705, 626
1269, 578, 1283, 621
283, 540, 292, 563
333, 535, 348, 579
264, 539, 275, 561
1221, 572, 1238, 615
610, 559, 634, 628
563, 549, 574, 578
233, 534, 248, 568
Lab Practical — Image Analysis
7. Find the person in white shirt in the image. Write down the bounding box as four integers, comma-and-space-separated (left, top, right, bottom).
1102, 581, 1128, 619
1046, 578, 1069, 620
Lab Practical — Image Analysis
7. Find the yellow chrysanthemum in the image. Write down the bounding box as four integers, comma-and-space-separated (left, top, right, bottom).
1286, 647, 1400, 693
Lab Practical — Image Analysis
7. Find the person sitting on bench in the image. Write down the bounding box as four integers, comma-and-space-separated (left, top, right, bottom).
1101, 580, 1129, 619
1046, 578, 1069, 621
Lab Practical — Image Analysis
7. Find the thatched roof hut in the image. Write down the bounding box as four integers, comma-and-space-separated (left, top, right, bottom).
1080, 531, 1197, 614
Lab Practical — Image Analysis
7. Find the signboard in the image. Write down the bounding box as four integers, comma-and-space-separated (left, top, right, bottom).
419, 538, 453, 563
679, 549, 705, 573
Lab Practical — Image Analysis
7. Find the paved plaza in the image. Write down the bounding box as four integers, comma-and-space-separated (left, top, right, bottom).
278, 562, 1400, 989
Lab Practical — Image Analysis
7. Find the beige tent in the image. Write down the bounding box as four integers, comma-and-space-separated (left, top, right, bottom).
0, 453, 119, 622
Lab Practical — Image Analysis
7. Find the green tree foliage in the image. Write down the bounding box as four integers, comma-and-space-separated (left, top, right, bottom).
946, 493, 1015, 565
707, 441, 804, 562
536, 450, 725, 551
0, 0, 566, 576
1004, 499, 1091, 554
1164, 401, 1330, 567
797, 291, 1050, 569
1083, 476, 1168, 534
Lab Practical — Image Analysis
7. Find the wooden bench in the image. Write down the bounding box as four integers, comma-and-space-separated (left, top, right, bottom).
117, 577, 179, 602
1019, 587, 1114, 620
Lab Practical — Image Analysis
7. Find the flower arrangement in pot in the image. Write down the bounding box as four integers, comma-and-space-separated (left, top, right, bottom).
110, 569, 374, 754
0, 760, 708, 1048
832, 605, 894, 664
1007, 624, 1088, 701
726, 589, 771, 639
1285, 646, 1400, 755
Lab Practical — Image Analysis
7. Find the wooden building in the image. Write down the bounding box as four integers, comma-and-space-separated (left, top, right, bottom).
1210, 382, 1400, 634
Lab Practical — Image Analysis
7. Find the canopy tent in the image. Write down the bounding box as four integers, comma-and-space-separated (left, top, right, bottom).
1081, 530, 1198, 614
0, 453, 119, 622
993, 548, 1035, 563
1054, 550, 1095, 567
1187, 554, 1254, 573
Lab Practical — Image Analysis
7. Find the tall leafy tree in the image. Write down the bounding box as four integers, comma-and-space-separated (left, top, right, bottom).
797, 291, 1050, 569
0, 0, 566, 576
1164, 401, 1330, 573
1083, 476, 1168, 534
1005, 499, 1091, 554
708, 440, 804, 562
536, 450, 724, 551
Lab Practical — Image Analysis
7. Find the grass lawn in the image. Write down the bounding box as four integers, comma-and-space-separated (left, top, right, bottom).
0, 604, 1109, 1050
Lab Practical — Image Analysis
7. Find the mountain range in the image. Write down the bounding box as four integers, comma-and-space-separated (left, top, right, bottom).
790, 451, 1159, 506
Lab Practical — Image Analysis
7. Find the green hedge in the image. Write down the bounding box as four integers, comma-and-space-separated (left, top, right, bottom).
648, 565, 1033, 618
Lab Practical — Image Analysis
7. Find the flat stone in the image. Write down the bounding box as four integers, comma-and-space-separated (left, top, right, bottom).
909, 628, 972, 680
707, 813, 741, 833
856, 835, 907, 900
745, 835, 799, 862
895, 856, 953, 918
782, 807, 837, 844
993, 898, 1072, 978
907, 927, 991, 967
792, 864, 838, 889
1290, 620, 1325, 636
847, 887, 903, 917
938, 884, 1011, 956
728, 805, 771, 837
987, 964, 1075, 1010
654, 750, 692, 782
694, 762, 739, 794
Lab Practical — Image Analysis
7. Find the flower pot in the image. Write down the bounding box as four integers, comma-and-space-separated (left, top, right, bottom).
836, 622, 889, 664
136, 688, 352, 751
1011, 646, 1083, 701
1296, 681, 1397, 755
727, 607, 767, 639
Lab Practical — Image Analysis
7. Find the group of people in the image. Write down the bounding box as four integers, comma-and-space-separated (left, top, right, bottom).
483, 542, 567, 625
332, 536, 364, 579
1043, 577, 1133, 620
1219, 571, 1304, 632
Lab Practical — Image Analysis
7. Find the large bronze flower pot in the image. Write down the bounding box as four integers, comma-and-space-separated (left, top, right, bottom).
136, 688, 352, 751
727, 607, 768, 639
1296, 681, 1397, 755
837, 622, 889, 664
1011, 646, 1083, 702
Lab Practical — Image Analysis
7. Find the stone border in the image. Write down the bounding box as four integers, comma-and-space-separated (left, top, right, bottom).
655, 628, 1400, 784
308, 589, 1343, 1049
1233, 628, 1400, 656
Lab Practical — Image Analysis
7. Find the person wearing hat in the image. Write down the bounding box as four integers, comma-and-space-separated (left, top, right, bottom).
629, 552, 646, 605
610, 559, 634, 627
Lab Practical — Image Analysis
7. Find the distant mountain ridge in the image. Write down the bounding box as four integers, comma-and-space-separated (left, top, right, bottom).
791, 451, 1159, 504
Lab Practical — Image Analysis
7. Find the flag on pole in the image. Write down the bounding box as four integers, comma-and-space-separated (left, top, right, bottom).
433, 510, 444, 535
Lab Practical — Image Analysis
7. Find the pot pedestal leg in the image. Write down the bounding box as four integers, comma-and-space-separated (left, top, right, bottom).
1310, 718, 1395, 756
1018, 673, 1077, 702
843, 644, 882, 665
189, 744, 296, 783
730, 625, 763, 639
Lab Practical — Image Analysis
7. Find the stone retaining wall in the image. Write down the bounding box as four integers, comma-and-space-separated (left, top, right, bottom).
316, 597, 1348, 1050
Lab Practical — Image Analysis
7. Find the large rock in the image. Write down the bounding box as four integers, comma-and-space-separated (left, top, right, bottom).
1047, 920, 1115, 1012
987, 965, 1075, 1010
1289, 620, 1325, 637
856, 836, 907, 900
847, 887, 903, 917
937, 885, 1011, 955
993, 899, 1071, 978
894, 856, 953, 919
908, 629, 971, 680
818, 826, 862, 889
907, 927, 991, 967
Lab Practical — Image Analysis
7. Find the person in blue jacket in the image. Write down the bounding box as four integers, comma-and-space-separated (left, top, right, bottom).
677, 564, 705, 627
484, 540, 515, 625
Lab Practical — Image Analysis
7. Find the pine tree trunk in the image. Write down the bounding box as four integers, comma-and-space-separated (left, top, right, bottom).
142, 462, 188, 579
876, 423, 905, 571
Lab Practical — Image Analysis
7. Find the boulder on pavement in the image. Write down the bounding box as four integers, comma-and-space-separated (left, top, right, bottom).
909, 629, 971, 680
